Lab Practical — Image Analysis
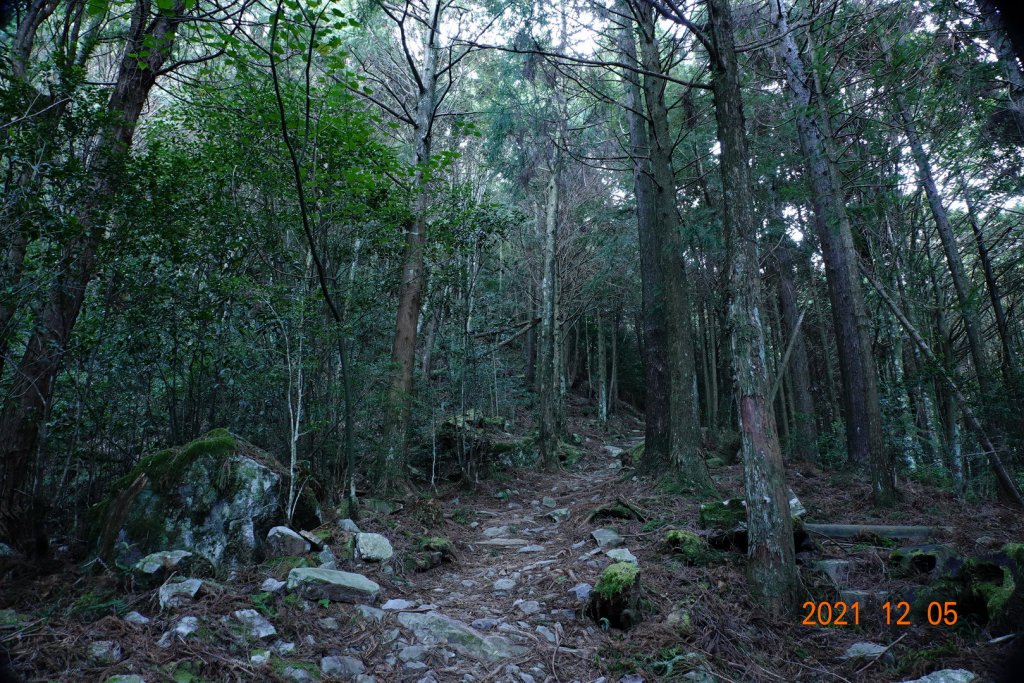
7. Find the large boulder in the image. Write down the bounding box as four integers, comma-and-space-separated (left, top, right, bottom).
94, 430, 320, 571
286, 567, 380, 603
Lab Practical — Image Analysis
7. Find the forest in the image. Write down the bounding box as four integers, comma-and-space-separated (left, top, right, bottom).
2, 0, 1024, 680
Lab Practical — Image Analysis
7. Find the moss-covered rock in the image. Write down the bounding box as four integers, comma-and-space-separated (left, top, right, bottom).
911, 556, 1022, 628
586, 562, 642, 629
664, 530, 715, 566
95, 430, 320, 572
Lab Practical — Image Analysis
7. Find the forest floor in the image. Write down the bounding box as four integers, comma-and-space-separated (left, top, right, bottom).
2, 405, 1023, 682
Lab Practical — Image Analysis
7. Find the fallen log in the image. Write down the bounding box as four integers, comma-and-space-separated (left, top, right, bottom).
804, 523, 947, 541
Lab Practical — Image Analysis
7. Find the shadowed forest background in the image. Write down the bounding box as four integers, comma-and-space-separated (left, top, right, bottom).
3, 0, 1024, 680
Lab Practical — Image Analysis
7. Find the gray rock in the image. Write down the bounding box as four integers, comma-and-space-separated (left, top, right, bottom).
133, 550, 195, 579
355, 676, 377, 683
788, 488, 806, 518
520, 674, 537, 683
461, 580, 477, 588
472, 618, 499, 630
547, 508, 570, 523
158, 577, 202, 609
812, 559, 851, 586
398, 611, 527, 663
838, 589, 889, 609
493, 578, 516, 591
382, 598, 414, 610
399, 645, 428, 662
356, 533, 394, 562
88, 640, 122, 665
338, 518, 362, 533
569, 583, 591, 602
483, 526, 510, 538
592, 528, 623, 549
542, 496, 557, 508
477, 538, 529, 547
356, 604, 385, 622
102, 433, 313, 572
267, 526, 310, 557
683, 671, 715, 683
281, 666, 316, 681
124, 611, 151, 625
516, 600, 541, 616
318, 546, 337, 569
841, 642, 894, 664
900, 671, 976, 683
321, 655, 366, 678
620, 675, 644, 683
605, 548, 637, 564
157, 615, 200, 648
250, 648, 271, 665
518, 545, 545, 553
286, 567, 380, 603
107, 677, 147, 683
536, 625, 556, 643
232, 609, 277, 639
261, 577, 287, 593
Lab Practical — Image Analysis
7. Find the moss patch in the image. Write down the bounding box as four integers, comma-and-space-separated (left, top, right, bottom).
698, 498, 746, 531
594, 562, 640, 600
664, 530, 714, 565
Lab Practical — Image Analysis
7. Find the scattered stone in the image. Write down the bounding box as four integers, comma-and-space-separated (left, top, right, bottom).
788, 488, 806, 518
665, 607, 693, 633
356, 604, 385, 622
339, 518, 362, 533
281, 666, 316, 681
266, 526, 310, 557
272, 640, 296, 655
232, 609, 277, 639
461, 580, 477, 588
518, 545, 545, 553
841, 642, 894, 664
356, 533, 394, 562
664, 530, 713, 565
250, 649, 271, 665
569, 583, 591, 602
547, 508, 570, 523
107, 677, 146, 683
683, 669, 715, 683
132, 550, 198, 584
261, 577, 287, 593
472, 618, 499, 630
900, 671, 976, 683
318, 545, 337, 569
592, 528, 623, 549
812, 559, 851, 585
516, 600, 541, 616
493, 578, 516, 591
158, 577, 202, 610
383, 598, 414, 610
478, 538, 529, 547
124, 611, 151, 625
398, 611, 527, 663
88, 640, 122, 665
287, 567, 380, 603
536, 625, 556, 643
356, 676, 377, 683
321, 655, 366, 678
318, 617, 339, 630
157, 615, 200, 648
620, 675, 644, 683
839, 589, 889, 609
399, 645, 428, 663
483, 526, 510, 538
606, 548, 638, 564
542, 496, 557, 508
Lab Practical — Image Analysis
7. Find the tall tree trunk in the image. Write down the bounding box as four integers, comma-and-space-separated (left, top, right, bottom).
976, 0, 1024, 137
615, 2, 671, 465
379, 0, 442, 489
768, 0, 893, 505
597, 311, 609, 425
634, 4, 711, 489
538, 163, 560, 469
706, 0, 799, 614
0, 1, 185, 551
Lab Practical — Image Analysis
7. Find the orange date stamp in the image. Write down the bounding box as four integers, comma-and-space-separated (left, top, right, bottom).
801, 601, 958, 627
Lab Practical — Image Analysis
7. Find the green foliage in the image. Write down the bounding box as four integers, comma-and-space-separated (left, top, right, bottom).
593, 562, 639, 600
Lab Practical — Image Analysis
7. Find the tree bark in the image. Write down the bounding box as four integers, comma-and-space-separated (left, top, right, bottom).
706, 0, 799, 614
767, 0, 893, 505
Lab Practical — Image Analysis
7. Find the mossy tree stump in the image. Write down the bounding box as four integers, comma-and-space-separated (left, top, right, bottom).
586, 562, 642, 629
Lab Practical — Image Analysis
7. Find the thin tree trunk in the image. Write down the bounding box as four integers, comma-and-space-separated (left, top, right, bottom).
538, 163, 560, 469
